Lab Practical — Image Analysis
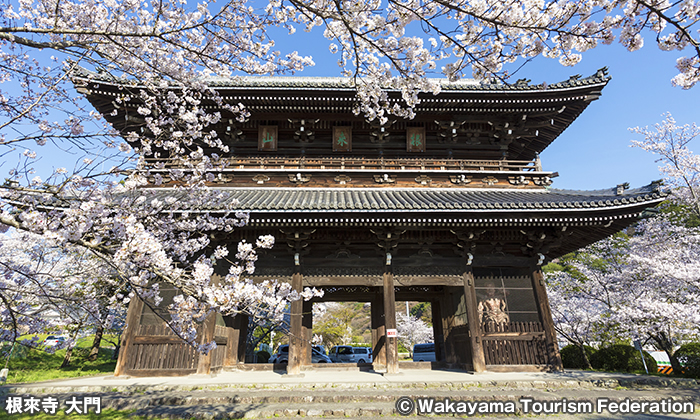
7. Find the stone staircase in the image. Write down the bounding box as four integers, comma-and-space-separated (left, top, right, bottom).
2, 376, 700, 419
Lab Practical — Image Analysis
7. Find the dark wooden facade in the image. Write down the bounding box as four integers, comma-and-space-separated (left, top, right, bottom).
74, 69, 667, 376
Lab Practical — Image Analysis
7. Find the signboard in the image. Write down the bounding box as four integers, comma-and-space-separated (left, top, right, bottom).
386, 329, 397, 338
333, 126, 352, 152
633, 340, 641, 351
258, 126, 278, 151
406, 127, 425, 152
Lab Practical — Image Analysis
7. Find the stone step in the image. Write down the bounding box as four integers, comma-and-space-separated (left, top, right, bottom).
4, 384, 698, 419
3, 375, 697, 395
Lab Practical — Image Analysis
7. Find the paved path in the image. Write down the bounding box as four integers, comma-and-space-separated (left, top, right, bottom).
4, 368, 696, 389
1, 369, 698, 419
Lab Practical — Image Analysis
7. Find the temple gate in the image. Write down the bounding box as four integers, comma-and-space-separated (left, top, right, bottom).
74, 69, 667, 376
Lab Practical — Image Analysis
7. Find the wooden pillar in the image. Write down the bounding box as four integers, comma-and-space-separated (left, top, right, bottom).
431, 299, 445, 362
371, 289, 386, 369
383, 271, 399, 374
302, 300, 313, 365
114, 295, 144, 376
224, 313, 248, 366
463, 267, 486, 372
196, 312, 217, 374
236, 315, 249, 363
440, 289, 458, 364
287, 272, 304, 375
532, 268, 564, 371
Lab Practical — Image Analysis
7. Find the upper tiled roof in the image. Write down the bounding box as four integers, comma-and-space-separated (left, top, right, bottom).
72, 68, 610, 93
144, 183, 664, 213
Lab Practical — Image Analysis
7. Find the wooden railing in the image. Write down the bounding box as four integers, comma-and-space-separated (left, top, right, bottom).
482, 322, 547, 365
145, 156, 542, 172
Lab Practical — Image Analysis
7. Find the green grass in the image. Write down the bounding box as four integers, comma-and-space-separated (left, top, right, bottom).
1, 344, 117, 384
0, 409, 147, 420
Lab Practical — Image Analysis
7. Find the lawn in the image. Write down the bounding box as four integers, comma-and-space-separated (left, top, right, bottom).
1, 335, 118, 384
0, 409, 145, 420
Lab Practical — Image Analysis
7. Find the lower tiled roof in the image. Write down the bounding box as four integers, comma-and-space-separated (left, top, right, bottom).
146, 184, 665, 213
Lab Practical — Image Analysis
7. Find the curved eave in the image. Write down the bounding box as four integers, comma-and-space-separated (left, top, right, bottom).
136, 185, 665, 214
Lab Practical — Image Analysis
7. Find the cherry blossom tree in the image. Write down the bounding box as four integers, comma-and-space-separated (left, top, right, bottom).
546, 223, 700, 373
631, 113, 700, 218
548, 113, 700, 372
0, 230, 126, 366
546, 270, 606, 369
3, 0, 700, 353
396, 313, 433, 357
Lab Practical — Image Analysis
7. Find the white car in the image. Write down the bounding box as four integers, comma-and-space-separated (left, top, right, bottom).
43, 335, 66, 347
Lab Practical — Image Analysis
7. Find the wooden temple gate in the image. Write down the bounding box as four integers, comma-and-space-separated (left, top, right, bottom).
115, 258, 565, 376
72, 69, 667, 377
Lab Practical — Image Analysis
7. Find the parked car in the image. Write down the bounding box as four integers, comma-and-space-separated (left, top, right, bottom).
43, 336, 66, 347
412, 343, 436, 362
329, 345, 372, 363
268, 345, 332, 364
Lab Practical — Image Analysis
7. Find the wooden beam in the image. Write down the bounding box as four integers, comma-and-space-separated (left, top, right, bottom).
133, 336, 185, 344
383, 272, 399, 374
463, 268, 486, 372
287, 272, 304, 375
114, 295, 144, 376
302, 275, 463, 287
482, 332, 545, 340
531, 268, 564, 371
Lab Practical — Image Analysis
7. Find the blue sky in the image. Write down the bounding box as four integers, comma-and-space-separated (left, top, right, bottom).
9, 22, 699, 192
266, 27, 700, 191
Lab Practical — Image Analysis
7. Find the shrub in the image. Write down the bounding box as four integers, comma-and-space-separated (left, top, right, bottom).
590, 344, 657, 373
560, 344, 596, 369
1, 344, 29, 360
675, 343, 700, 378
256, 350, 270, 363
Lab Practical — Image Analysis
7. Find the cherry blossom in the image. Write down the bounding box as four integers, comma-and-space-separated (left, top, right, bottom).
396, 312, 433, 356
3, 0, 700, 353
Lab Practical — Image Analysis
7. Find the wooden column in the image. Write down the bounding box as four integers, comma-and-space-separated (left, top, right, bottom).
196, 312, 217, 374
463, 267, 486, 372
224, 314, 248, 366
114, 295, 144, 376
302, 300, 313, 365
440, 290, 458, 364
287, 272, 304, 375
371, 290, 386, 369
431, 299, 445, 362
383, 271, 399, 374
531, 268, 564, 371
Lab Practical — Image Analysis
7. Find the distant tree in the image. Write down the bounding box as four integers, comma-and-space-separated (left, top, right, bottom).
548, 114, 700, 374
0, 230, 127, 367
396, 313, 433, 357
409, 302, 432, 325
313, 303, 359, 348
631, 113, 700, 218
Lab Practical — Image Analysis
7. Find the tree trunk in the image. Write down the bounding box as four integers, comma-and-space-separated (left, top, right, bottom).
651, 332, 682, 374
61, 324, 83, 368
88, 326, 104, 361
60, 347, 73, 368
578, 343, 592, 370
